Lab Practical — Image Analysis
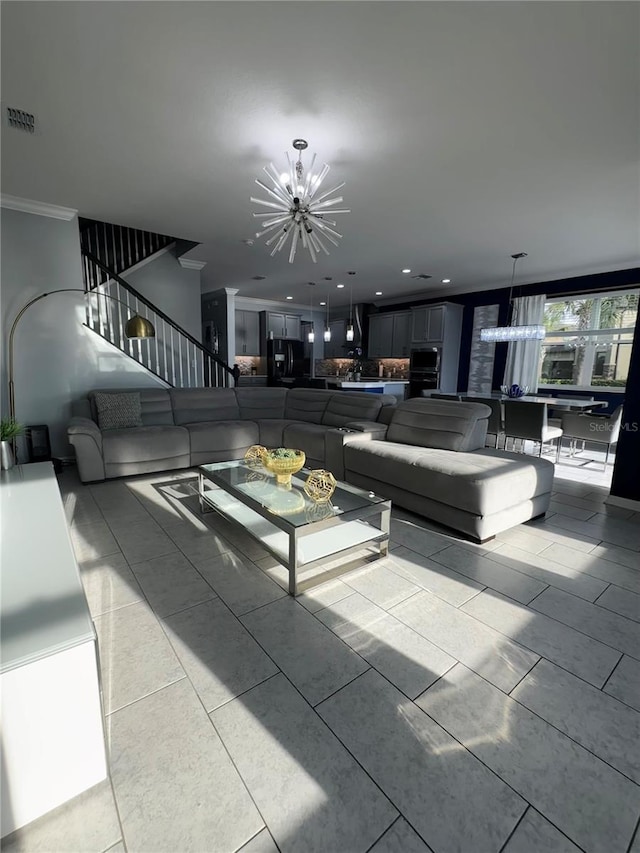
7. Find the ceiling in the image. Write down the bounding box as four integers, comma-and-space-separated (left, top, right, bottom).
2, 2, 639, 308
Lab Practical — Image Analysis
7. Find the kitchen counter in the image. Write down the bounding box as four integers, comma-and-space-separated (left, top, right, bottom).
325, 379, 409, 388
325, 379, 408, 397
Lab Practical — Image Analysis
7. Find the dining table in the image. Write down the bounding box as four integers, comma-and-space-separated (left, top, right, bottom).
460, 393, 608, 411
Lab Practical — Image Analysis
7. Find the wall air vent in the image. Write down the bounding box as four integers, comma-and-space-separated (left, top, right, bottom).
6, 107, 35, 133
411, 274, 432, 280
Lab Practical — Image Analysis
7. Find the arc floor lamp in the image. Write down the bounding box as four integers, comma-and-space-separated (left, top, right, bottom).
7, 288, 155, 424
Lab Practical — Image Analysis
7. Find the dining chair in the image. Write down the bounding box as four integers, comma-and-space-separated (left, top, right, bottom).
503, 400, 563, 461
560, 405, 623, 468
461, 397, 504, 448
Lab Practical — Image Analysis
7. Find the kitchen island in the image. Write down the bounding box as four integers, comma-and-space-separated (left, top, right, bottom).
324, 379, 408, 398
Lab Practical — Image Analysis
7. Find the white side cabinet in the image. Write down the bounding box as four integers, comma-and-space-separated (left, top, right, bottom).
0, 463, 107, 838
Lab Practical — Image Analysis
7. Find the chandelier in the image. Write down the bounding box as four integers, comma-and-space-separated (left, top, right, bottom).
250, 139, 350, 263
480, 253, 545, 342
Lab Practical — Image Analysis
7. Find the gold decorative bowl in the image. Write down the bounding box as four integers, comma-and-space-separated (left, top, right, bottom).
263, 449, 306, 486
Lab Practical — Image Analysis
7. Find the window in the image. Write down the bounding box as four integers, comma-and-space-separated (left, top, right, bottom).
539, 290, 638, 390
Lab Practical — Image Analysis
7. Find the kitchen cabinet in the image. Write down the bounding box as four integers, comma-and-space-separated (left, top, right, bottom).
368, 314, 394, 358
264, 312, 302, 340
391, 311, 412, 357
235, 310, 260, 355
409, 302, 463, 394
367, 311, 411, 358
411, 305, 445, 343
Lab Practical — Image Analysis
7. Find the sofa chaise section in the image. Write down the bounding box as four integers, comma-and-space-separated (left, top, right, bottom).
342, 398, 554, 542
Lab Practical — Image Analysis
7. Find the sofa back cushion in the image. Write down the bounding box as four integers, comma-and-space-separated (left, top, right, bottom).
170, 388, 240, 424
89, 388, 174, 426
386, 399, 490, 451
284, 389, 331, 424
322, 392, 388, 427
235, 387, 288, 420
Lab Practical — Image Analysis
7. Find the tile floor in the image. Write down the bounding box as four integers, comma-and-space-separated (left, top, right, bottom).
3, 450, 640, 853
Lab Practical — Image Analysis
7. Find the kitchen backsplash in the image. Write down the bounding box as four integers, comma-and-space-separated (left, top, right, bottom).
235, 356, 266, 375
315, 358, 409, 379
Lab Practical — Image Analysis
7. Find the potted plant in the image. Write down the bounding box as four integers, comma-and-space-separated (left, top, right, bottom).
1, 418, 23, 470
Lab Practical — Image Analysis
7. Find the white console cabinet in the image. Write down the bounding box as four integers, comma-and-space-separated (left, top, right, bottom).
1, 463, 107, 837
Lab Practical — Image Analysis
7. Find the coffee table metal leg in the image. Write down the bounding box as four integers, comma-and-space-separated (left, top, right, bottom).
288, 532, 298, 596
379, 506, 390, 558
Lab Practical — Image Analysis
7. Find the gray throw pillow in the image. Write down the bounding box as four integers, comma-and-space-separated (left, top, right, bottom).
94, 392, 143, 430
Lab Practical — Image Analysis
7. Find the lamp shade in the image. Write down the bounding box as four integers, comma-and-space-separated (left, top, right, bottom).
125, 315, 155, 339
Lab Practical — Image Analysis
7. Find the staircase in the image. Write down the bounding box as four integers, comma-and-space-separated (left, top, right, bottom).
79, 221, 237, 388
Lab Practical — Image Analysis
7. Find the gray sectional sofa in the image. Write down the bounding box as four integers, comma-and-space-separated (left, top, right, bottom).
68, 386, 397, 483
336, 398, 554, 542
68, 389, 554, 542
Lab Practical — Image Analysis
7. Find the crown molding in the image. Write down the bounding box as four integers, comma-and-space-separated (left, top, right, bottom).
0, 194, 78, 221
178, 257, 207, 270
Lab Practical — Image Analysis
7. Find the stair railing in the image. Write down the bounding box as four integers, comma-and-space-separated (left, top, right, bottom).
80, 221, 174, 280
81, 250, 238, 389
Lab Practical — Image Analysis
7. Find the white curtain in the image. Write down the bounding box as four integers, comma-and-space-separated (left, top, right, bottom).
503, 294, 546, 390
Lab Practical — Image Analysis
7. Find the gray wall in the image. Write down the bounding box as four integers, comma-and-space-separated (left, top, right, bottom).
1, 208, 166, 456
126, 251, 202, 341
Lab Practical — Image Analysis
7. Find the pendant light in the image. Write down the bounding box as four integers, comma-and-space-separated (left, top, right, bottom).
324, 294, 331, 342
346, 282, 355, 342
480, 253, 545, 342
308, 287, 315, 343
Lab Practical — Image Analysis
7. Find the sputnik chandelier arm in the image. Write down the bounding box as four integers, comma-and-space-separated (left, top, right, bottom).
7, 288, 155, 422
251, 139, 350, 263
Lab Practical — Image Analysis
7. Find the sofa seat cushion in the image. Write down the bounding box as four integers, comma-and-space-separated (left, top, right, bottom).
255, 419, 300, 449
186, 420, 259, 464
102, 426, 189, 465
282, 423, 328, 464
344, 442, 554, 517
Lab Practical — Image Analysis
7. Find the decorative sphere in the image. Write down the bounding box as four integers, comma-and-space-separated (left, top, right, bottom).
304, 469, 337, 503
244, 445, 268, 466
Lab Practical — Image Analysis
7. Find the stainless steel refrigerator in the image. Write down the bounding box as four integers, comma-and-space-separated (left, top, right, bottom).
266, 338, 305, 384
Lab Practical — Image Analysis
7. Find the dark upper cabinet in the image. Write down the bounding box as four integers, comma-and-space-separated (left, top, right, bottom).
263, 312, 302, 340
411, 305, 445, 343
367, 311, 411, 358
235, 310, 260, 355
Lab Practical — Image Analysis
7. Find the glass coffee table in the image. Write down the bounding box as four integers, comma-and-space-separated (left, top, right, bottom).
198, 460, 391, 596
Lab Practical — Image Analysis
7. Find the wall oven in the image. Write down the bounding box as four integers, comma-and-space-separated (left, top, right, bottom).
408, 372, 439, 397
410, 347, 441, 373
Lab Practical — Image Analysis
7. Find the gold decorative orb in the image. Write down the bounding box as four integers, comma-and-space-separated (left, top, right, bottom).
304, 469, 337, 503
244, 445, 268, 467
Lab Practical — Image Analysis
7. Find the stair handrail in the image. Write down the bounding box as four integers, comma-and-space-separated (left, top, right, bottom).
81, 249, 238, 382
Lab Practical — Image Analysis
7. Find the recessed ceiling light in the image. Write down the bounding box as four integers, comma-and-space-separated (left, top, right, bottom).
337, 283, 345, 289
286, 296, 293, 300
375, 291, 383, 296
402, 268, 411, 274
320, 301, 326, 306
442, 278, 451, 284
